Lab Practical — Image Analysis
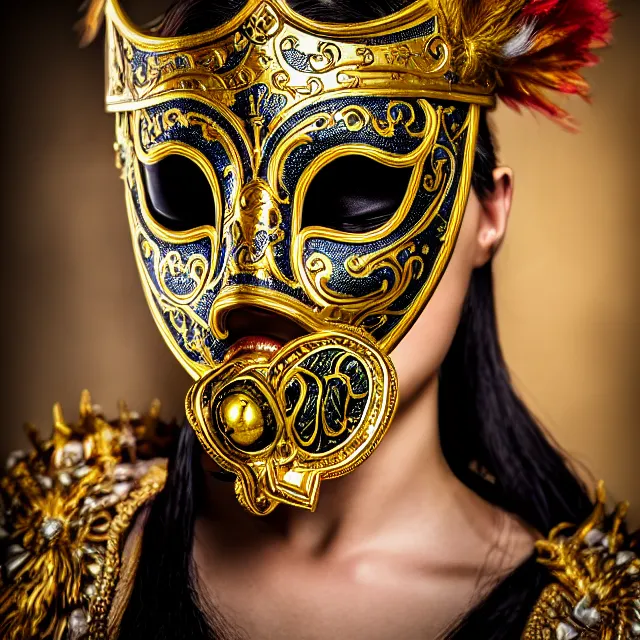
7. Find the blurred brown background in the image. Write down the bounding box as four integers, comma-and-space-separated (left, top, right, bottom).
1, 1, 638, 523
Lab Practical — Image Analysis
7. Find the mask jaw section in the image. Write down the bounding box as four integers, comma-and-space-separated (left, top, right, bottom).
225, 454, 322, 516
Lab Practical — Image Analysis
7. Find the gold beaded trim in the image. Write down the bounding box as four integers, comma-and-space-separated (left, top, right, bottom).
88, 463, 166, 639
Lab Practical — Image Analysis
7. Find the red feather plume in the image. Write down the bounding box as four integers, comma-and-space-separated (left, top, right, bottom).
498, 0, 616, 128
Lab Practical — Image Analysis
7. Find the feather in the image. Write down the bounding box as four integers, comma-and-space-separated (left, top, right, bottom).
75, 0, 107, 47
502, 20, 538, 58
437, 0, 615, 128
501, 0, 615, 128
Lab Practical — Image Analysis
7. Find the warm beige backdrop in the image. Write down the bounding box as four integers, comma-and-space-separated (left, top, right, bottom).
1, 1, 638, 524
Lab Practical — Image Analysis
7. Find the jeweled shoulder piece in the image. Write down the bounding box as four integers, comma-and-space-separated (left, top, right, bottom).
524, 483, 640, 639
0, 391, 173, 640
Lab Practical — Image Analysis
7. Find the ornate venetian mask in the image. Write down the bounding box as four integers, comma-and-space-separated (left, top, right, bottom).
105, 0, 488, 514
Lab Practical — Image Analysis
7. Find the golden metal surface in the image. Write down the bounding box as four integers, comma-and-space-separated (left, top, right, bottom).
219, 392, 266, 446
88, 465, 166, 640
0, 392, 168, 640
120, 100, 478, 379
524, 483, 640, 639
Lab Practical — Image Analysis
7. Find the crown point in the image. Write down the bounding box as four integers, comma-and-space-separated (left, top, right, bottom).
79, 390, 93, 419
118, 399, 130, 424
149, 398, 161, 419
53, 402, 66, 428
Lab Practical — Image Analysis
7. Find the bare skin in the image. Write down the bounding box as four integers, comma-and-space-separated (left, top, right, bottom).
193, 168, 537, 639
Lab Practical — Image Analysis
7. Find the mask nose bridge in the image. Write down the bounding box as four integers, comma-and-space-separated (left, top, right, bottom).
221, 177, 285, 282
229, 178, 278, 243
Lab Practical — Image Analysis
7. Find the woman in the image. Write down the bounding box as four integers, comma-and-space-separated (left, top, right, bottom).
1, 0, 637, 639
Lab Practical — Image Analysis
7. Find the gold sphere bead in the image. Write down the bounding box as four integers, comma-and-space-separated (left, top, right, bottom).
219, 393, 264, 446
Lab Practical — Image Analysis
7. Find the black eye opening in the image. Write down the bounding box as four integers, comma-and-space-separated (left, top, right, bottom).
141, 154, 216, 232
300, 154, 414, 234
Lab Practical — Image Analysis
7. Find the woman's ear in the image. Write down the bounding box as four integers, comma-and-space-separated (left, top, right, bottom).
473, 166, 513, 267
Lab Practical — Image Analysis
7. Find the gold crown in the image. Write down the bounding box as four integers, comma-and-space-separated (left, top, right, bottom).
104, 0, 496, 113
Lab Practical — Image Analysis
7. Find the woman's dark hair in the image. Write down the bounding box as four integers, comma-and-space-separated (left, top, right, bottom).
117, 1, 594, 638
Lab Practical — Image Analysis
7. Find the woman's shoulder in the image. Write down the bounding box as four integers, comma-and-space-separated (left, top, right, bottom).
523, 483, 640, 639
0, 391, 176, 640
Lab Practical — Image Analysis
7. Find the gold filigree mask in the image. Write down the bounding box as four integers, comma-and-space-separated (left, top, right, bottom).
106, 0, 485, 514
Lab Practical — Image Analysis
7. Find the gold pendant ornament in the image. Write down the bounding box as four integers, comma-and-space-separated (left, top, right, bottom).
86, 0, 613, 514
187, 329, 396, 514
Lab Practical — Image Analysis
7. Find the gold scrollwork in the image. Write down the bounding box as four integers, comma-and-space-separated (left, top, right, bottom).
135, 230, 217, 356
159, 296, 218, 369
158, 251, 208, 303
356, 47, 375, 66
304, 237, 425, 327
271, 70, 325, 99
423, 158, 447, 192
334, 101, 427, 138
267, 110, 334, 198
192, 32, 249, 73
279, 36, 362, 75
105, 0, 497, 115
242, 2, 281, 44
381, 35, 448, 77
309, 41, 342, 72
185, 330, 398, 515
160, 108, 223, 143
268, 99, 430, 202
121, 151, 220, 378
283, 352, 369, 447
108, 23, 126, 98
133, 53, 182, 90
227, 179, 297, 287
138, 106, 244, 203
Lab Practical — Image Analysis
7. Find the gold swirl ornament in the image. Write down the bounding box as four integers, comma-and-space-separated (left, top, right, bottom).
186, 329, 398, 515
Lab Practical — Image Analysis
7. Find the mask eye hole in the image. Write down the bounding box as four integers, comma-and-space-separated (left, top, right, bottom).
141, 154, 216, 232
300, 155, 413, 234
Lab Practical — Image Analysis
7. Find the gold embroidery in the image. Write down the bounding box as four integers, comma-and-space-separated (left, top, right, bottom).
88, 465, 166, 639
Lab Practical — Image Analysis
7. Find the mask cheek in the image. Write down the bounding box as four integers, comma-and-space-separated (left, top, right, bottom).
123, 154, 226, 378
